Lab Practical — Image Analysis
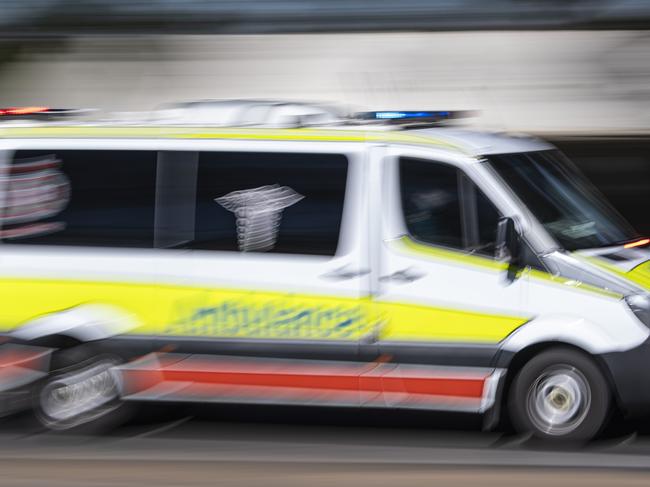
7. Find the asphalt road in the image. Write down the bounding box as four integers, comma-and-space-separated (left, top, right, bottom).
2, 404, 650, 486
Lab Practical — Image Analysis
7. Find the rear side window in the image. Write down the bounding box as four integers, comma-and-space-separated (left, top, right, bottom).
2, 150, 157, 248
400, 157, 501, 257
157, 151, 348, 256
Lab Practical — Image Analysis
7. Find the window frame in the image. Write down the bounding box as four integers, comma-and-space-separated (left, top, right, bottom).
3, 147, 159, 249
0, 138, 366, 260
397, 155, 503, 259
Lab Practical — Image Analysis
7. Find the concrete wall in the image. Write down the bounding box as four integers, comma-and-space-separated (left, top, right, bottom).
1, 31, 650, 134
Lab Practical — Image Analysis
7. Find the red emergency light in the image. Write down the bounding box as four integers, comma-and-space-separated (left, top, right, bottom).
0, 106, 50, 116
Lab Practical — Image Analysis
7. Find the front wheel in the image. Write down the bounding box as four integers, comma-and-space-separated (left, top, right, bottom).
508, 348, 612, 442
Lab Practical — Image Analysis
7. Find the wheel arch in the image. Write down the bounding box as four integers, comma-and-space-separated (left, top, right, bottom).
10, 304, 138, 346
493, 341, 623, 429
24, 333, 84, 351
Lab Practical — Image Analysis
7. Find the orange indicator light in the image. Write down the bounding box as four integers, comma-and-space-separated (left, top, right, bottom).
624, 238, 650, 249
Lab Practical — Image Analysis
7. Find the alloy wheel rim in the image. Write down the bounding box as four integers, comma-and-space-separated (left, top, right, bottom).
39, 359, 121, 426
526, 365, 591, 436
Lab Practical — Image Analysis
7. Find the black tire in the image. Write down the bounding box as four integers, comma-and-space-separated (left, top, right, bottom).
32, 343, 131, 432
508, 347, 611, 442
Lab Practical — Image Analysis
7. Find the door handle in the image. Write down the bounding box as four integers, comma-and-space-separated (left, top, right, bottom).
320, 266, 370, 281
380, 267, 426, 283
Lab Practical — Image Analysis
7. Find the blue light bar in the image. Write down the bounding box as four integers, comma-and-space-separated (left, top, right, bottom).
354, 110, 475, 124
373, 111, 450, 120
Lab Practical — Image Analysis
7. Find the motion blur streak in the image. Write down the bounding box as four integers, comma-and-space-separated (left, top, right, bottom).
1, 1, 650, 486
625, 238, 650, 249
0, 106, 49, 116
0, 462, 648, 487
3, 31, 650, 135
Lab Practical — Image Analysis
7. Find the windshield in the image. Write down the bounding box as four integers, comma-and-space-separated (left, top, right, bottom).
485, 150, 638, 251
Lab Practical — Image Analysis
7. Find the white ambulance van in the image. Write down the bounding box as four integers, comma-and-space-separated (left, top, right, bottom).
0, 102, 649, 441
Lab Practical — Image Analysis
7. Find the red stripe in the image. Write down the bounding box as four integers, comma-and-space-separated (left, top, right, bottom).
163, 369, 360, 391
381, 376, 484, 398
120, 355, 487, 401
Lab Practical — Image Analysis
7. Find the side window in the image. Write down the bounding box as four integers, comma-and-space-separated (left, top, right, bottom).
399, 157, 501, 257
2, 150, 157, 248
400, 158, 462, 249
158, 151, 349, 256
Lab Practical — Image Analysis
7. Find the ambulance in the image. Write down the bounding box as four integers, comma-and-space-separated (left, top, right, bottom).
0, 101, 648, 441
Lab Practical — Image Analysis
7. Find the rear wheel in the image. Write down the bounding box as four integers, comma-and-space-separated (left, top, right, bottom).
33, 345, 127, 431
508, 348, 611, 442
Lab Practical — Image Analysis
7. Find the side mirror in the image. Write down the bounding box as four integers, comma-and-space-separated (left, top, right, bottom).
496, 217, 521, 283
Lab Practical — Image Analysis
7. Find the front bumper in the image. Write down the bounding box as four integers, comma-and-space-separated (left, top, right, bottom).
601, 338, 650, 417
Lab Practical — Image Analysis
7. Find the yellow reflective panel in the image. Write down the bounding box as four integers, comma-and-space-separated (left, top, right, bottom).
394, 238, 620, 299
377, 300, 527, 343
373, 132, 465, 152
380, 237, 527, 342
627, 261, 650, 291
576, 255, 649, 294
524, 268, 622, 299
0, 278, 381, 341
0, 126, 465, 152
1, 275, 529, 344
1, 126, 367, 140
149, 286, 380, 340
0, 278, 156, 333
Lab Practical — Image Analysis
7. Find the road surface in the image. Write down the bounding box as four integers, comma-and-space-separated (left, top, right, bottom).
1, 404, 650, 486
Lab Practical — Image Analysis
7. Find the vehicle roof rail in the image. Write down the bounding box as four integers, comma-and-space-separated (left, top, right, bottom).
154, 99, 343, 127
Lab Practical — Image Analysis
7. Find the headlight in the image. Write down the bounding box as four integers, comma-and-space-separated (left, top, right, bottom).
625, 294, 650, 328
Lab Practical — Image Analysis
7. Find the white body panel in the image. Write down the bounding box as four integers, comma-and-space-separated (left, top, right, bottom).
506, 272, 650, 354
0, 129, 645, 359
